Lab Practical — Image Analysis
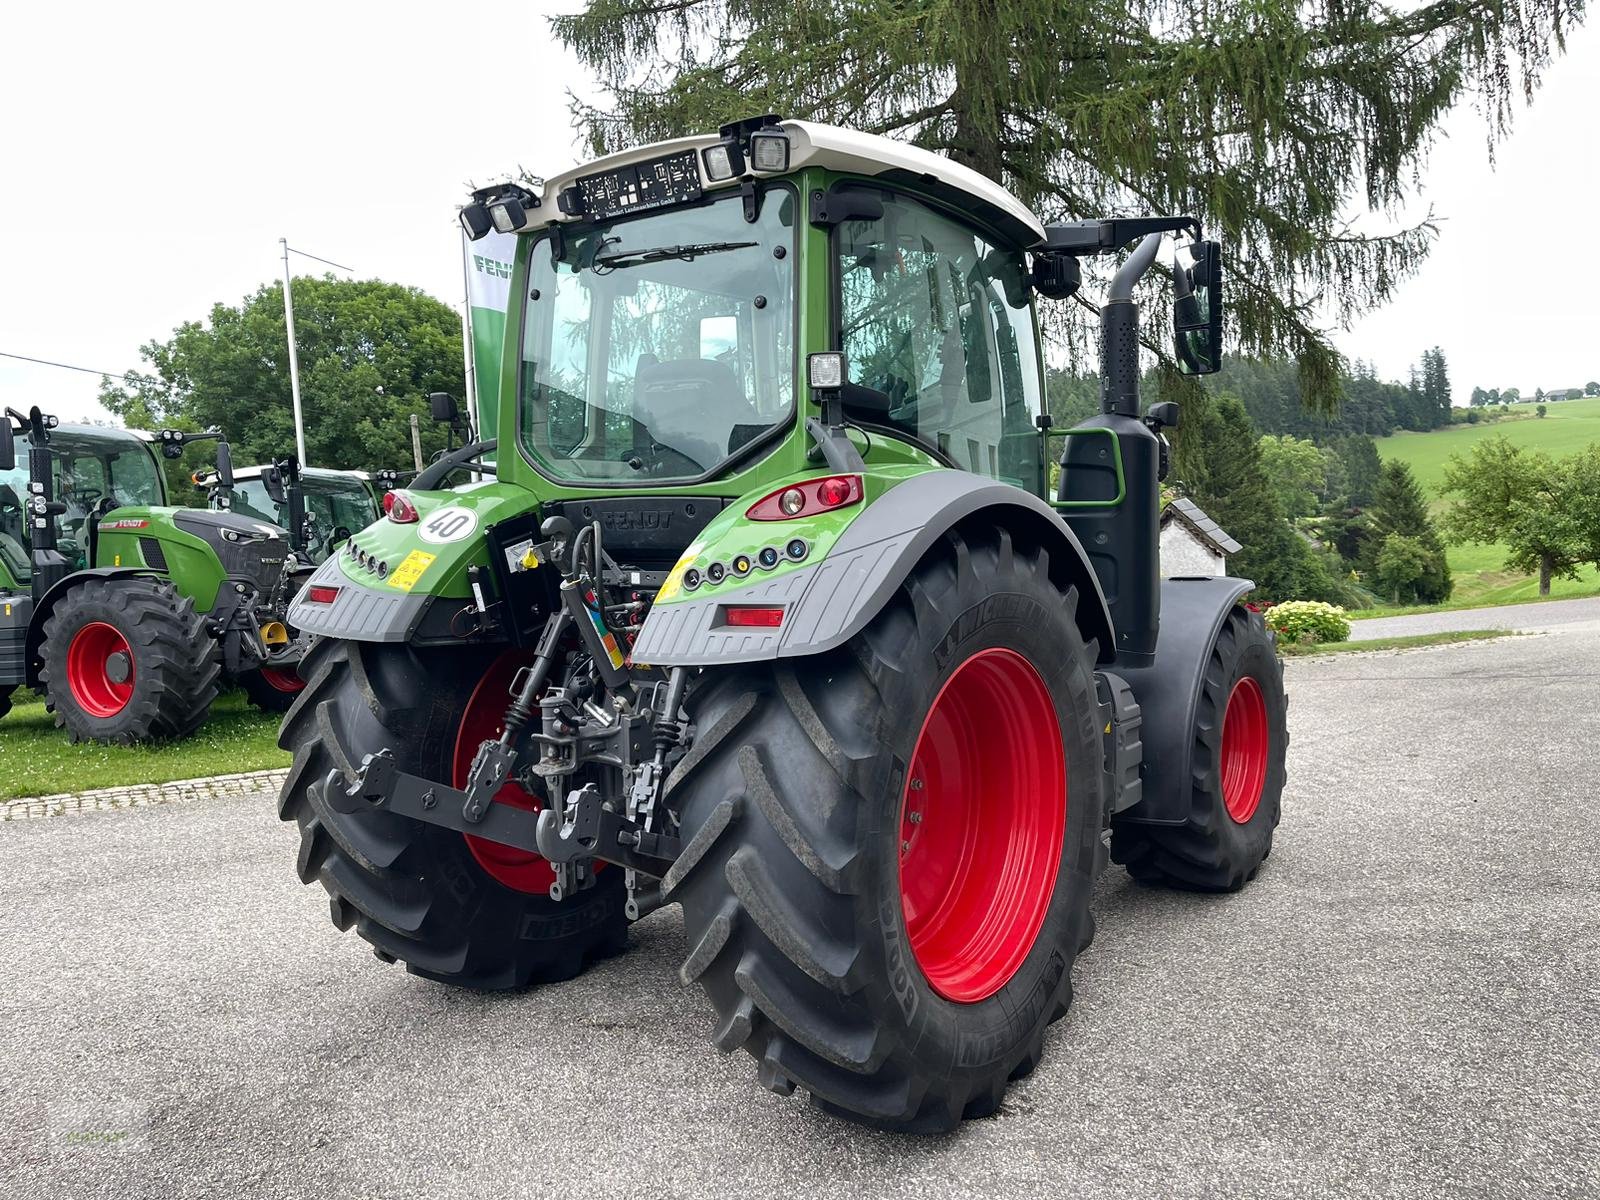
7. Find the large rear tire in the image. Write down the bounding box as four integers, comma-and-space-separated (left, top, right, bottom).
667, 527, 1104, 1132
38, 576, 219, 743
277, 638, 628, 989
1110, 604, 1287, 890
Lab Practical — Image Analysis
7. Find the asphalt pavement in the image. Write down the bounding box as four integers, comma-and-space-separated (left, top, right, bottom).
2, 624, 1597, 1199
1347, 592, 1600, 639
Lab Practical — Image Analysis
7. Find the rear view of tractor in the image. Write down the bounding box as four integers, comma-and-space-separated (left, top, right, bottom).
274, 118, 1287, 1132
0, 413, 307, 737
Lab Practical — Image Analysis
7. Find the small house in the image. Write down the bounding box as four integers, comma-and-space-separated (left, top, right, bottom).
1160, 497, 1242, 577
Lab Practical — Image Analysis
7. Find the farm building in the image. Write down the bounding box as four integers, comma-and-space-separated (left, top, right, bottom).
1160, 497, 1242, 577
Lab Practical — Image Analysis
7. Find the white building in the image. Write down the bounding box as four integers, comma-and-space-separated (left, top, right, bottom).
1160, 497, 1242, 577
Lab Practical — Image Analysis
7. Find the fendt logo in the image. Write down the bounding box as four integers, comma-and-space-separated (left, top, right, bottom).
473, 255, 513, 279
601, 510, 672, 532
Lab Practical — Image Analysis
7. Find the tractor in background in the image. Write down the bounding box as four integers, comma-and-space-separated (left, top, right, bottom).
0, 411, 308, 735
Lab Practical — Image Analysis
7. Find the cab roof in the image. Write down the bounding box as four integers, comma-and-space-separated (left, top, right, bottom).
501, 120, 1046, 248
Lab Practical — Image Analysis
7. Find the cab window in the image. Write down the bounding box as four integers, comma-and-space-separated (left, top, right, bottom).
836, 193, 1045, 493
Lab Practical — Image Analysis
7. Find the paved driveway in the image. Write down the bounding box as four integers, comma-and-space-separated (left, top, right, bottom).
1348, 593, 1600, 639
2, 630, 1596, 1199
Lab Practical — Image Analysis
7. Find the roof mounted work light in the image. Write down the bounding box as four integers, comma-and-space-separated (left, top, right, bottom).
748, 127, 790, 172
459, 204, 493, 241
461, 183, 540, 240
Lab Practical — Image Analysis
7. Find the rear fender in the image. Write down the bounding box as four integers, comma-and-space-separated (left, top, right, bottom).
632, 468, 1117, 667
1111, 576, 1255, 827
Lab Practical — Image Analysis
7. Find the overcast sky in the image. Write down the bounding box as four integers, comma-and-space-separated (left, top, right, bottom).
3, 3, 1595, 424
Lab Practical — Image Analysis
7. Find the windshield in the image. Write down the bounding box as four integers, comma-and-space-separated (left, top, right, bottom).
232, 473, 376, 557
518, 187, 796, 483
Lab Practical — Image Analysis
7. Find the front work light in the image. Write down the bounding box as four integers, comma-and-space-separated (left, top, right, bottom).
702, 140, 743, 181
748, 129, 790, 172
459, 204, 493, 241
489, 197, 528, 233
807, 351, 845, 391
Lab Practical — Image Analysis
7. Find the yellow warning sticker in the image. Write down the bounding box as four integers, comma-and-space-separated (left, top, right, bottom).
390, 550, 437, 592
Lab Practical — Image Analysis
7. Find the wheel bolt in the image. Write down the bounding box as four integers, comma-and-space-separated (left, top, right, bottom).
910, 778, 924, 791
901, 840, 911, 853
908, 811, 922, 824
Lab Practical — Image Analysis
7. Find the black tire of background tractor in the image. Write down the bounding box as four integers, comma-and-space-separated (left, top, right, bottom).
666, 526, 1105, 1133
238, 666, 303, 714
1110, 605, 1288, 891
39, 577, 219, 743
276, 638, 629, 989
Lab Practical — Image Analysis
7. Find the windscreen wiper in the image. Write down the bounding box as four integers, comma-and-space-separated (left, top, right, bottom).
595, 240, 757, 269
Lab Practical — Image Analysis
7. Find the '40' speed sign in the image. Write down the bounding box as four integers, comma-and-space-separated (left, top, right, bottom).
417, 506, 479, 544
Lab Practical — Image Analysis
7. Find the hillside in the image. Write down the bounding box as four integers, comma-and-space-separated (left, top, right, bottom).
1375, 395, 1600, 607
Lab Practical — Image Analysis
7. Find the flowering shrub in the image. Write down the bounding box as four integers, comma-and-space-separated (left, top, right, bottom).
1263, 600, 1351, 645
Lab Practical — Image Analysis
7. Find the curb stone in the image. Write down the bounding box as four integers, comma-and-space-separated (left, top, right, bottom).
2, 768, 289, 822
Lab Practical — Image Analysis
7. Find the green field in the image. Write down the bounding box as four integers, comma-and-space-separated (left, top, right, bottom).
0, 687, 289, 801
1373, 395, 1600, 610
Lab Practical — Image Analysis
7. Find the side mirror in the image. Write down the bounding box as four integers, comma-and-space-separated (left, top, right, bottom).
262, 466, 287, 507
215, 441, 234, 490
429, 392, 460, 425
0, 418, 13, 472
1173, 240, 1223, 376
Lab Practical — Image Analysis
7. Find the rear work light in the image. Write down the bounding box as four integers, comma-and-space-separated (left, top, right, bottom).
746, 474, 863, 521
723, 606, 784, 628
306, 585, 340, 605
385, 490, 419, 523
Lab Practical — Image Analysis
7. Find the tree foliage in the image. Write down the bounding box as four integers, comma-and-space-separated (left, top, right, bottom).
1439, 435, 1598, 595
553, 0, 1578, 411
99, 277, 465, 490
1258, 433, 1328, 519
1364, 460, 1451, 601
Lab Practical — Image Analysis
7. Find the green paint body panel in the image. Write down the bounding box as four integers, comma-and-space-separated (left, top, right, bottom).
92, 508, 228, 611
339, 482, 534, 600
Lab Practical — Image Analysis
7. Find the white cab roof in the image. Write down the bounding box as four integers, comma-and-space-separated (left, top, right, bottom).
510, 120, 1046, 246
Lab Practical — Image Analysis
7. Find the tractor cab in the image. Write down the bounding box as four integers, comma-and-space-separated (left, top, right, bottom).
218, 465, 382, 564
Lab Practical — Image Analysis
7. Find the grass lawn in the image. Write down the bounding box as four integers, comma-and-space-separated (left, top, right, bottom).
1372, 395, 1600, 612
1280, 630, 1508, 656
0, 687, 290, 801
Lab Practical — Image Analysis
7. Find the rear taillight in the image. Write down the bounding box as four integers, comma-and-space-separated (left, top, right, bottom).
746, 474, 864, 521
306, 585, 340, 604
386, 491, 418, 523
723, 606, 784, 628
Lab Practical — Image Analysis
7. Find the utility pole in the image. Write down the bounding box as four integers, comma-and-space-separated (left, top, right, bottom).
280, 237, 308, 467
409, 413, 424, 472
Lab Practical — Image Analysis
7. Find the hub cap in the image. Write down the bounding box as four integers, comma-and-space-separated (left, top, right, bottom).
1220, 676, 1269, 824
898, 648, 1066, 1004
454, 652, 557, 895
66, 622, 135, 718
259, 666, 306, 694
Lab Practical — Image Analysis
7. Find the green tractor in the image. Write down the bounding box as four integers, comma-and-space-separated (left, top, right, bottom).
0, 412, 308, 736
277, 118, 1288, 1132
210, 461, 387, 565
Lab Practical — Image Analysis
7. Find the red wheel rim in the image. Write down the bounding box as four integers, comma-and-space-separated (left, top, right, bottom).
259, 666, 306, 694
1221, 676, 1269, 824
66, 622, 135, 718
455, 652, 561, 895
898, 648, 1066, 1004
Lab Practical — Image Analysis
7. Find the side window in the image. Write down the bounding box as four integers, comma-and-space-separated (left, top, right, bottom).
837, 194, 1044, 491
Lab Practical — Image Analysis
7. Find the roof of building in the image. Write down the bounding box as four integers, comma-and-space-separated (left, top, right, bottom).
1161, 497, 1242, 556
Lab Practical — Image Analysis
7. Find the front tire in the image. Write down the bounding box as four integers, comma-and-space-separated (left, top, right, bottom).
667, 527, 1104, 1132
1111, 604, 1288, 890
277, 638, 628, 989
38, 577, 219, 743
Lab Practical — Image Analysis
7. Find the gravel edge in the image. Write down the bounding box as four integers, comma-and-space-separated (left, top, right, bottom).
2, 768, 288, 822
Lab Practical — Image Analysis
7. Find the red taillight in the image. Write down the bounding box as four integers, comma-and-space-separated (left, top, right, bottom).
386, 490, 418, 523
746, 474, 863, 521
723, 606, 784, 628
306, 585, 340, 604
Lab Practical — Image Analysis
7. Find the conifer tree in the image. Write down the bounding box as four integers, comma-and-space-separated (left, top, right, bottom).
1364, 460, 1452, 600
553, 0, 1580, 411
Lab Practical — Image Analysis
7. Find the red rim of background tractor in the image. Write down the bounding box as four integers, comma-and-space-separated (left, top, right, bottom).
454, 652, 563, 895
1220, 676, 1269, 824
66, 622, 136, 718
897, 648, 1066, 1004
259, 667, 306, 694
